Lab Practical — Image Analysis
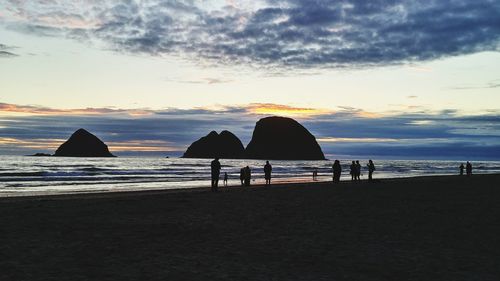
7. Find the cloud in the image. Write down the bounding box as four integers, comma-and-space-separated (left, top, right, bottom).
0, 50, 17, 57
0, 137, 65, 150
0, 102, 154, 116
2, 0, 499, 68
1, 102, 499, 159
451, 79, 500, 90
106, 140, 179, 152
168, 77, 234, 84
324, 142, 500, 160
407, 120, 434, 126
246, 103, 331, 117
0, 102, 331, 118
0, 43, 18, 57
0, 43, 14, 50
317, 137, 399, 143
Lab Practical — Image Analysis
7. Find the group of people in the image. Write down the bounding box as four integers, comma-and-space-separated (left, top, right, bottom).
459, 161, 473, 176
239, 166, 252, 186
211, 158, 273, 190
332, 159, 376, 183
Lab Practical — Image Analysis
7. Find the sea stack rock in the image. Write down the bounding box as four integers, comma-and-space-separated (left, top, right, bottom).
183, 130, 245, 159
245, 116, 325, 160
54, 129, 115, 157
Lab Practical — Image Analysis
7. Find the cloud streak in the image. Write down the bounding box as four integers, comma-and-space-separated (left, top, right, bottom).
0, 102, 154, 116
168, 77, 234, 84
451, 79, 500, 90
0, 50, 17, 57
0, 43, 18, 57
2, 0, 499, 68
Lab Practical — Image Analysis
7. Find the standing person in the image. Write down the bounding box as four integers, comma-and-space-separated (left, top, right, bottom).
466, 161, 472, 176
264, 161, 272, 186
332, 160, 342, 183
459, 163, 465, 176
240, 167, 245, 185
244, 166, 252, 186
367, 160, 375, 181
313, 169, 318, 181
355, 160, 361, 181
223, 172, 228, 187
350, 161, 356, 181
210, 158, 221, 191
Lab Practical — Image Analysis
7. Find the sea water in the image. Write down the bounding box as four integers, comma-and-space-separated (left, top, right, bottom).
0, 156, 499, 197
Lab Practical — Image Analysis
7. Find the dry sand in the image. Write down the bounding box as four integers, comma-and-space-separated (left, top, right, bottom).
1, 174, 499, 280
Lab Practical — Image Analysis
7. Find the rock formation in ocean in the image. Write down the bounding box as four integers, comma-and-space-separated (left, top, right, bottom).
54, 129, 115, 157
29, 153, 52, 157
245, 116, 325, 160
183, 130, 245, 159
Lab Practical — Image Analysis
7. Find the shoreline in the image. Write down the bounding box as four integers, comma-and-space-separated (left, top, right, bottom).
1, 173, 497, 201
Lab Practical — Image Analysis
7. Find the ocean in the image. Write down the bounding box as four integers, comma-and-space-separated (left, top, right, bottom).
0, 155, 499, 197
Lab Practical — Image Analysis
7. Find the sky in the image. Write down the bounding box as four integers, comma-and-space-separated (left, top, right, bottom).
0, 0, 499, 159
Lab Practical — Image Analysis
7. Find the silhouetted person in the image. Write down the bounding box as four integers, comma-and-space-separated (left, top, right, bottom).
332, 160, 342, 183
367, 160, 375, 181
210, 158, 221, 191
355, 160, 361, 181
264, 161, 272, 186
466, 161, 472, 176
223, 172, 228, 186
313, 169, 318, 181
240, 167, 245, 185
350, 161, 356, 181
459, 163, 465, 176
244, 166, 252, 186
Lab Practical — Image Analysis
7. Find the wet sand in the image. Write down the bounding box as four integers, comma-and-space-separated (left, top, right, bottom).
1, 174, 499, 280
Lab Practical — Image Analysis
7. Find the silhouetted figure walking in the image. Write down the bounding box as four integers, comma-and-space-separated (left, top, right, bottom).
223, 172, 228, 186
466, 161, 472, 176
313, 169, 318, 181
332, 160, 342, 183
355, 160, 361, 181
240, 167, 245, 185
459, 163, 465, 176
244, 166, 252, 186
211, 158, 221, 191
350, 161, 356, 181
367, 160, 375, 181
264, 161, 272, 185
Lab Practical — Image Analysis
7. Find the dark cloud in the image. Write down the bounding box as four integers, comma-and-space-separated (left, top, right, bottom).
0, 51, 18, 57
301, 109, 500, 159
0, 43, 13, 50
0, 43, 19, 57
322, 142, 500, 160
3, 0, 499, 68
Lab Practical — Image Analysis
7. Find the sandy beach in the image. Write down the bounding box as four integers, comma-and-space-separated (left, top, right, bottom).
1, 174, 499, 280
